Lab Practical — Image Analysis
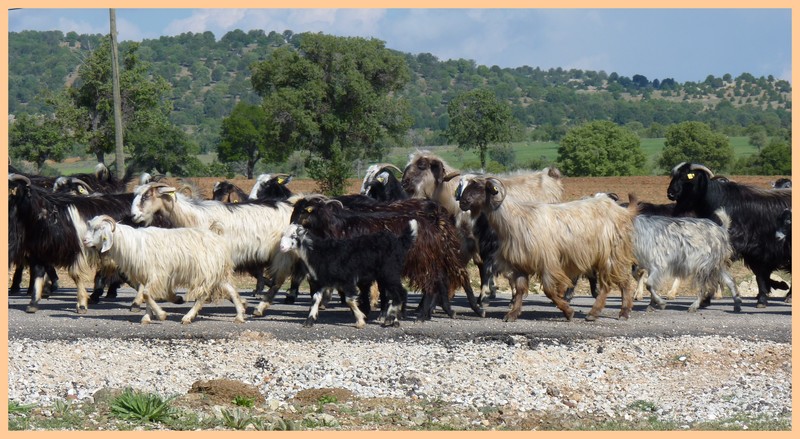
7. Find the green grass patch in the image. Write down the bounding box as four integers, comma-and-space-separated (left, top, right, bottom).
110, 388, 177, 423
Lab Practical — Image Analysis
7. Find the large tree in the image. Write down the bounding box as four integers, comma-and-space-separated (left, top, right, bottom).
557, 120, 646, 176
446, 88, 513, 169
9, 113, 71, 172
67, 37, 172, 164
217, 102, 289, 179
658, 121, 733, 172
250, 33, 411, 195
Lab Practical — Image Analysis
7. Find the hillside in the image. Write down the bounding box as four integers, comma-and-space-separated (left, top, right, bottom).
8, 30, 791, 155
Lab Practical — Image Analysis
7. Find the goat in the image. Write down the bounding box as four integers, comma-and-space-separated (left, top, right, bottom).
775, 208, 791, 303
360, 163, 408, 202
279, 220, 417, 328
667, 162, 791, 308
8, 174, 138, 314
131, 182, 297, 317
403, 151, 565, 310
82, 215, 245, 324
458, 178, 637, 322
248, 174, 294, 201
212, 180, 248, 203
52, 163, 132, 194
290, 195, 482, 320
632, 210, 741, 313
772, 178, 791, 189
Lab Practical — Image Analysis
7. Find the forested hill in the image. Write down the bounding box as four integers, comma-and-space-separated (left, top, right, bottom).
9, 29, 792, 153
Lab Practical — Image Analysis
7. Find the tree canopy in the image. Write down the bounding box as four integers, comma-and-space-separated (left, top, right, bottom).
658, 121, 734, 172
217, 102, 286, 179
446, 88, 513, 169
557, 120, 646, 176
9, 113, 71, 172
250, 32, 411, 194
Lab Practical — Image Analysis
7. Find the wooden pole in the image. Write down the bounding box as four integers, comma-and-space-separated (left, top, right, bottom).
109, 9, 125, 179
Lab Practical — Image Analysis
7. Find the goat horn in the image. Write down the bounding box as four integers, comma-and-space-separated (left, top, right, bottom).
688, 163, 715, 178
98, 214, 116, 232
8, 173, 31, 186
70, 178, 93, 191
378, 164, 404, 175
442, 171, 461, 182
325, 199, 344, 209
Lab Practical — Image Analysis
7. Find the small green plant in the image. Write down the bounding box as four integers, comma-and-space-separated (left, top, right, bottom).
110, 388, 177, 423
628, 400, 658, 412
233, 395, 255, 408
317, 395, 338, 405
8, 400, 36, 414
220, 408, 254, 430
51, 399, 72, 417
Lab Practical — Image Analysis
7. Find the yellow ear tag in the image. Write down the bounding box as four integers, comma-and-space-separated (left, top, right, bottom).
493, 186, 498, 192
687, 173, 695, 180
377, 177, 385, 183
306, 207, 314, 213
277, 178, 285, 184
233, 199, 239, 203
170, 192, 177, 200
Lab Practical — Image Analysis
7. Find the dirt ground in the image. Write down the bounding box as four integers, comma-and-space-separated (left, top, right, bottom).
150, 174, 782, 205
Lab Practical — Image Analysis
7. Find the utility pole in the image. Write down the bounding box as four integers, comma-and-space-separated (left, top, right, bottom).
109, 8, 125, 179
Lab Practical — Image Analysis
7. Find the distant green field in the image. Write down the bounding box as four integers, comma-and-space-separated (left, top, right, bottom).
47, 136, 757, 177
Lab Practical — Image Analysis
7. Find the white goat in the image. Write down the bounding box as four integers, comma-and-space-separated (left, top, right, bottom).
82, 215, 245, 324
130, 182, 297, 316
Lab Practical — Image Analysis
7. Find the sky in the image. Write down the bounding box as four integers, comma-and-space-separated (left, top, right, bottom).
6, 8, 792, 83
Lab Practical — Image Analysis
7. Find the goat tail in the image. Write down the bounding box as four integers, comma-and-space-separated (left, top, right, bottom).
401, 219, 419, 251
713, 208, 732, 231
626, 193, 639, 216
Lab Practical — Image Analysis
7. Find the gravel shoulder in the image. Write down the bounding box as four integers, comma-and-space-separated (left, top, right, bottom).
6, 286, 793, 430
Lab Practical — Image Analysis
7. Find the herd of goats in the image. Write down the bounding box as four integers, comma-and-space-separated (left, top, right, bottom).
7, 151, 792, 327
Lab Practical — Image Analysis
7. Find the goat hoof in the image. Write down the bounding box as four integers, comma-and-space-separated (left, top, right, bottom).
234, 317, 246, 324
130, 304, 142, 313
503, 313, 518, 322
784, 296, 792, 304
9, 287, 21, 295
283, 294, 296, 304
585, 314, 597, 322
88, 295, 101, 305
105, 292, 118, 299
181, 319, 192, 325
734, 305, 742, 313
688, 306, 698, 313
756, 303, 767, 309
564, 309, 574, 321
25, 305, 38, 314
302, 318, 315, 327
140, 315, 151, 324
77, 307, 88, 315
619, 311, 630, 321
156, 313, 168, 321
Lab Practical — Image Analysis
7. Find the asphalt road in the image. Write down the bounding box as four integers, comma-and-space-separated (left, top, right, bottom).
7, 285, 792, 345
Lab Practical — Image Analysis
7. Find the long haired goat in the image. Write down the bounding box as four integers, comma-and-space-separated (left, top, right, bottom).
83, 215, 245, 324
667, 162, 791, 308
459, 178, 637, 322
280, 220, 417, 328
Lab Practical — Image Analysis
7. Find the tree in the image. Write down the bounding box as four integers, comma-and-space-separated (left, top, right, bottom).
446, 88, 513, 169
126, 120, 203, 176
67, 38, 172, 164
658, 121, 733, 172
217, 102, 286, 179
747, 125, 769, 151
9, 113, 71, 172
251, 33, 411, 195
557, 120, 645, 177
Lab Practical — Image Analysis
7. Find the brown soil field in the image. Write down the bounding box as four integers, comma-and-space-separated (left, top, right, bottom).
141, 174, 782, 204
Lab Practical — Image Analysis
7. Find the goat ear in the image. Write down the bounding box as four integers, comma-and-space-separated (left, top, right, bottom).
99, 223, 113, 253
430, 159, 444, 183
486, 178, 505, 210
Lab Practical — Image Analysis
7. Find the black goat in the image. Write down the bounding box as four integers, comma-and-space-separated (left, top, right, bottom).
775, 208, 791, 303
280, 220, 417, 328
667, 162, 791, 308
360, 164, 408, 202
8, 174, 137, 313
52, 163, 133, 194
212, 180, 248, 203
772, 178, 792, 189
290, 196, 482, 320
248, 173, 294, 201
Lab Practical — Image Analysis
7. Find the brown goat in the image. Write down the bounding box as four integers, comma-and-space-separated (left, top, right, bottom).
459, 178, 637, 322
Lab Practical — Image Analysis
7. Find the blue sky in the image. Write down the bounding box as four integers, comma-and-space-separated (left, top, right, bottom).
7, 8, 792, 83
